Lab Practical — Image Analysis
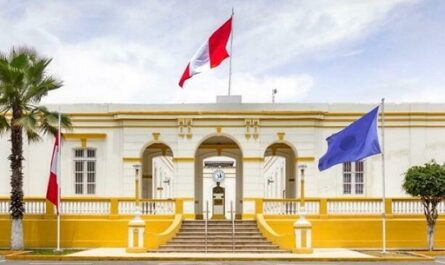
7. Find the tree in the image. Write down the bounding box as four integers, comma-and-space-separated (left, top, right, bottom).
403, 161, 445, 251
0, 47, 71, 250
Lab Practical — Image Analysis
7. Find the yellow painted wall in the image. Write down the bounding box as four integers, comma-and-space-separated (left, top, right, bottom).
0, 216, 174, 248
265, 216, 445, 249
1, 215, 443, 249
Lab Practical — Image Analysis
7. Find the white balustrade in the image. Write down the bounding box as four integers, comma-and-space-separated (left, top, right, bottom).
118, 200, 175, 215
392, 200, 445, 214
24, 201, 46, 214
327, 200, 383, 214
60, 200, 110, 215
0, 200, 46, 215
327, 200, 382, 214
263, 200, 319, 215
0, 200, 9, 214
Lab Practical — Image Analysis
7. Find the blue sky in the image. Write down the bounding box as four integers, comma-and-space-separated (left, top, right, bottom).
0, 0, 443, 104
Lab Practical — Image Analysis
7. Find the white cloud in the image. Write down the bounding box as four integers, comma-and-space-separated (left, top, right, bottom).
0, 0, 422, 104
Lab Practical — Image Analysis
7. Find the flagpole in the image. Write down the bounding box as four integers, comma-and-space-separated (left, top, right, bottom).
227, 8, 234, 96
56, 112, 61, 252
380, 98, 386, 253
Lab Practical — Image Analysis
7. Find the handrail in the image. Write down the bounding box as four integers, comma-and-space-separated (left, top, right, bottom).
231, 200, 235, 253
205, 200, 209, 253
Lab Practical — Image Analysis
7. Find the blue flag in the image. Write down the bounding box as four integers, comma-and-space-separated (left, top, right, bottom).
318, 106, 381, 171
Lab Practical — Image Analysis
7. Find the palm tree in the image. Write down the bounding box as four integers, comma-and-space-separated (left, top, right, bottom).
0, 47, 71, 250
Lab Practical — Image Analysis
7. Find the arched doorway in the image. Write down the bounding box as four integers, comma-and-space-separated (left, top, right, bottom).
195, 135, 243, 219
141, 143, 174, 199
263, 143, 297, 198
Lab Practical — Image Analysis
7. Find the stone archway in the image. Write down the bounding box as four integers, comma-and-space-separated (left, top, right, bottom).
141, 143, 174, 199
194, 135, 243, 219
264, 142, 297, 198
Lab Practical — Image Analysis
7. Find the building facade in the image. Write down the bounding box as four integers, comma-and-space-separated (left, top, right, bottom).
1, 102, 445, 218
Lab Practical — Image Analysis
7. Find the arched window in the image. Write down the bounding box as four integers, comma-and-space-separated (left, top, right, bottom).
74, 148, 96, 195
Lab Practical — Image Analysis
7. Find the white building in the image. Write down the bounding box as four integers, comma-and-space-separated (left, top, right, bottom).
1, 101, 445, 218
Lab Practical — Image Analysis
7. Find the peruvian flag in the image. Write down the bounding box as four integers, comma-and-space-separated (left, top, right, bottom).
179, 16, 232, 88
46, 132, 60, 211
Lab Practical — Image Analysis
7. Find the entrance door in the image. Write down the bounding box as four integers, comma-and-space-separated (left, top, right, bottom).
201, 158, 236, 219
194, 135, 243, 219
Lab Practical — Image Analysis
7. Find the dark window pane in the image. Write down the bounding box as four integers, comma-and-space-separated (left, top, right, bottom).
87, 184, 95, 194
343, 184, 351, 194
87, 149, 95, 158
356, 184, 364, 194
343, 173, 351, 183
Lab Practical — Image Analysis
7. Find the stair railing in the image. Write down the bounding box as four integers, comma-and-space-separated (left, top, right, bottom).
231, 200, 235, 253
205, 200, 209, 253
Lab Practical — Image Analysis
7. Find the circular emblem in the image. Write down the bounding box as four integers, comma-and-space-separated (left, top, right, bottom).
212, 169, 225, 182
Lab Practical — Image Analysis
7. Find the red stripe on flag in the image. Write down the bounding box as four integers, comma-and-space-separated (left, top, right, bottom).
46, 132, 59, 211
209, 17, 232, 68
179, 63, 191, 88
46, 172, 58, 207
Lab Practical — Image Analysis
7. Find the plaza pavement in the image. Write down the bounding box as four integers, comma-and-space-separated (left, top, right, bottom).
0, 256, 445, 264
68, 247, 373, 259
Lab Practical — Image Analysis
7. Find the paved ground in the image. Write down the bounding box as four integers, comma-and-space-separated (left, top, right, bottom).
0, 256, 445, 265
67, 248, 373, 259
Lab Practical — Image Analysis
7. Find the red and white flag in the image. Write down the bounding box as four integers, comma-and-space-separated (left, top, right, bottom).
46, 132, 60, 211
179, 16, 232, 88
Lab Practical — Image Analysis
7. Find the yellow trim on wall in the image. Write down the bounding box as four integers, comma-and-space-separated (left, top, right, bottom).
123, 157, 141, 163
296, 157, 315, 162
63, 133, 107, 140
242, 157, 264, 162
172, 157, 194, 162
60, 110, 445, 117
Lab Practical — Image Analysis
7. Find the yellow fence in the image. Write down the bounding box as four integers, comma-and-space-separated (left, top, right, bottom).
0, 197, 444, 250
0, 197, 183, 249
253, 198, 445, 250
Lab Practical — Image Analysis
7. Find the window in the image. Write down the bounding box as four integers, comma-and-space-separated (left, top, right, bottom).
74, 148, 96, 195
343, 161, 364, 195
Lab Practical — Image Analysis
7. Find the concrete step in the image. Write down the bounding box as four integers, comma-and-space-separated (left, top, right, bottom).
179, 227, 259, 233
183, 221, 256, 225
152, 249, 288, 253
178, 231, 261, 237
173, 236, 266, 240
160, 244, 278, 248
181, 224, 258, 228
153, 220, 290, 254
169, 239, 271, 244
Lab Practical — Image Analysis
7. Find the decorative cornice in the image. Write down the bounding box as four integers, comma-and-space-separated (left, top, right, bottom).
296, 157, 315, 162
243, 157, 264, 162
63, 133, 107, 140
122, 157, 141, 163
172, 157, 195, 162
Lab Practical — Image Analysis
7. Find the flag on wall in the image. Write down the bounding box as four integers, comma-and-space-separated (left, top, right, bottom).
179, 16, 232, 88
46, 132, 60, 211
318, 106, 381, 171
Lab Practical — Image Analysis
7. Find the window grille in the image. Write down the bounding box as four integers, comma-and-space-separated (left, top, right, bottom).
343, 161, 364, 195
74, 148, 96, 195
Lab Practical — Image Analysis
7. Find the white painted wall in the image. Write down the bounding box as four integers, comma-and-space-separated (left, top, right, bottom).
1, 102, 445, 204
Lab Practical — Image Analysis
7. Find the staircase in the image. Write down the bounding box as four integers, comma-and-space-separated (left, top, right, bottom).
153, 220, 288, 253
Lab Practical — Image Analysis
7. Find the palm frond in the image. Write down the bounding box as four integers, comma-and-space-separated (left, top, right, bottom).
25, 76, 62, 103
16, 112, 37, 131
32, 107, 72, 136
16, 112, 42, 143
25, 128, 41, 143
10, 53, 28, 70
